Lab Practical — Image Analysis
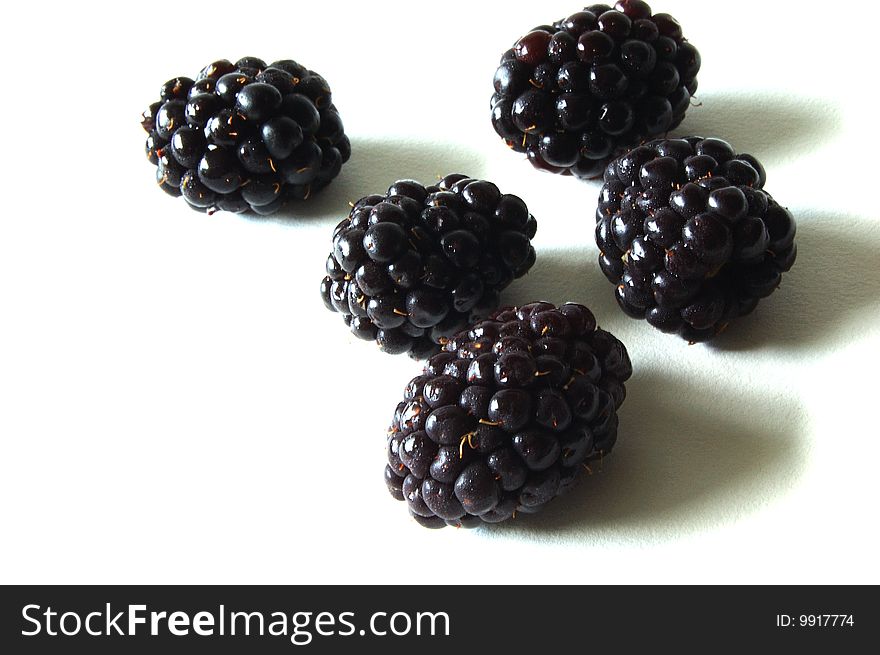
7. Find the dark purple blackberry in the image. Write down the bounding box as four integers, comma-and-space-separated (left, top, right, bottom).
141, 58, 349, 215
491, 1, 700, 179
385, 302, 631, 527
320, 175, 538, 358
596, 136, 797, 342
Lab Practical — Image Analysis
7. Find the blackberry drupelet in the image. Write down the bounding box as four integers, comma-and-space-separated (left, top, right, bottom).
491, 1, 700, 179
596, 136, 797, 342
384, 302, 632, 528
321, 175, 538, 358
141, 57, 349, 215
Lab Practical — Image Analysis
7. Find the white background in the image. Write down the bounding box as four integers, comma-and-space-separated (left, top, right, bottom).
1, 0, 878, 584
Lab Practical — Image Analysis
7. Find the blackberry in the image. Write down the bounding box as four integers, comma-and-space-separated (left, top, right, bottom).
491, 1, 700, 179
321, 175, 538, 358
384, 302, 631, 528
595, 136, 797, 342
141, 57, 349, 215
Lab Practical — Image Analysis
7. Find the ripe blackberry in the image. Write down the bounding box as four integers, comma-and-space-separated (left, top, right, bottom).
141, 57, 349, 215
596, 136, 797, 342
321, 175, 538, 358
491, 1, 700, 179
384, 302, 632, 528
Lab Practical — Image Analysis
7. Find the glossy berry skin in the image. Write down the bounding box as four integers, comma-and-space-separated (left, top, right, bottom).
141, 57, 349, 215
596, 136, 797, 342
491, 2, 700, 178
321, 175, 539, 358
385, 302, 632, 528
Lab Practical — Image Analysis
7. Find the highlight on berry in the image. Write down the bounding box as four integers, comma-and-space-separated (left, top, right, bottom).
385, 302, 632, 528
321, 175, 538, 358
596, 136, 797, 342
141, 57, 349, 216
491, 1, 700, 178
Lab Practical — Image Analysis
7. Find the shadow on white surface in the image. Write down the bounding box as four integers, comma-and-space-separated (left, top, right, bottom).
501, 245, 623, 331
481, 247, 813, 540
507, 213, 880, 354
264, 137, 486, 223
670, 91, 839, 158
709, 216, 880, 352
489, 369, 806, 539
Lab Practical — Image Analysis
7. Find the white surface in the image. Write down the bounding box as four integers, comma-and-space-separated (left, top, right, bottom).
1, 0, 878, 585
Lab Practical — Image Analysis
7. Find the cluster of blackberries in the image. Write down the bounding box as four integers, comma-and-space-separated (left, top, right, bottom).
141, 57, 349, 215
141, 2, 801, 530
320, 175, 537, 358
385, 302, 632, 527
595, 137, 796, 341
491, 0, 699, 178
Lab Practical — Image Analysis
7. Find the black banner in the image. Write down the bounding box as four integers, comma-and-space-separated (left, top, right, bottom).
0, 585, 874, 652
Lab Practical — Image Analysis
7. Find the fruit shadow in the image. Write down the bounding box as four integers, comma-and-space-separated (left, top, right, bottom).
709, 215, 880, 353
489, 369, 806, 540
266, 136, 487, 224
501, 245, 621, 328
507, 217, 880, 354
670, 90, 840, 160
